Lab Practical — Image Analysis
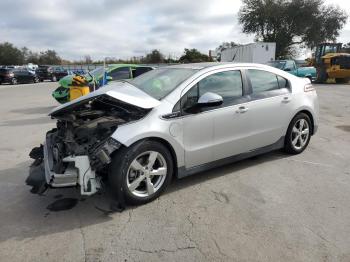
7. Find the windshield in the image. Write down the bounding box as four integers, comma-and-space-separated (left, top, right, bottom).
87, 67, 105, 78
267, 61, 286, 70
129, 68, 197, 100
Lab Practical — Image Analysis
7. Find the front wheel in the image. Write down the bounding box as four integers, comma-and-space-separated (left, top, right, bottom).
284, 113, 312, 154
51, 76, 57, 82
109, 140, 173, 205
11, 78, 17, 85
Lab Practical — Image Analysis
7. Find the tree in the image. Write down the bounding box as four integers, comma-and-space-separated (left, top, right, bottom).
26, 51, 40, 64
83, 55, 93, 64
38, 50, 62, 65
0, 42, 25, 65
142, 49, 164, 63
238, 0, 348, 58
179, 48, 212, 63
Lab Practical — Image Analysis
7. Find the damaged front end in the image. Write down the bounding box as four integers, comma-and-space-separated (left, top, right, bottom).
27, 94, 150, 195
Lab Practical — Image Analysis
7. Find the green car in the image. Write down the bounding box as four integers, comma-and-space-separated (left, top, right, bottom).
52, 64, 154, 104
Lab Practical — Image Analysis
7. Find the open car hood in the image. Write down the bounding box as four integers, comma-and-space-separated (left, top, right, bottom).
50, 81, 161, 116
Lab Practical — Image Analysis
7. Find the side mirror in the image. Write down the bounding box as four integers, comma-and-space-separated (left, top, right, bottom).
106, 76, 113, 81
198, 92, 223, 107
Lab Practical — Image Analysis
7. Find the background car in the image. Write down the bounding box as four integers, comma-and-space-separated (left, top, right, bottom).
36, 66, 68, 82
51, 67, 69, 81
36, 65, 53, 81
0, 68, 39, 84
28, 62, 319, 206
267, 60, 316, 82
52, 64, 154, 103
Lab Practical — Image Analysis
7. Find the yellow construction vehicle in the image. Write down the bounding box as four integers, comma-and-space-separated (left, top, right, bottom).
310, 43, 350, 83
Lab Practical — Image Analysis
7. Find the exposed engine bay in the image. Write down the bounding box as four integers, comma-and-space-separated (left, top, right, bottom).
27, 94, 150, 196
50, 94, 150, 172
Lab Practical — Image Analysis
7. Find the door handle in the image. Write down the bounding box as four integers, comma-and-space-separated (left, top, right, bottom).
282, 96, 291, 103
236, 106, 248, 113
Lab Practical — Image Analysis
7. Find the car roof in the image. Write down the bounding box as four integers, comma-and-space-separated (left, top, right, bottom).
165, 62, 277, 71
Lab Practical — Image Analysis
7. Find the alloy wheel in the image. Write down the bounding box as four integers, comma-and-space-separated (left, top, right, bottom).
126, 151, 167, 198
291, 119, 310, 150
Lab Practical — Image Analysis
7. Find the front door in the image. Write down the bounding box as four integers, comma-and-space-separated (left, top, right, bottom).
181, 70, 251, 168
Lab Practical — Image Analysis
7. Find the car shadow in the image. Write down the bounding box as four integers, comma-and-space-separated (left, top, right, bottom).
0, 150, 292, 243
0, 161, 116, 243
166, 150, 292, 194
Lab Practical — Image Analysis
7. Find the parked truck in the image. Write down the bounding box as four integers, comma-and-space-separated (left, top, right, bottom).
220, 42, 276, 63
267, 60, 316, 81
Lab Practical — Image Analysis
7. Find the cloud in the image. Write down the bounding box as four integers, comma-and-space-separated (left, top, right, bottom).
0, 0, 348, 60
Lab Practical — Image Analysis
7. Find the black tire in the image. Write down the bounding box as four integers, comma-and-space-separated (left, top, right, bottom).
11, 78, 17, 85
315, 68, 327, 83
284, 113, 312, 154
109, 140, 173, 205
335, 78, 349, 84
33, 77, 39, 83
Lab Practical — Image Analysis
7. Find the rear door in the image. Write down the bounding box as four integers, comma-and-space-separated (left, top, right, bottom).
14, 70, 25, 82
243, 68, 293, 149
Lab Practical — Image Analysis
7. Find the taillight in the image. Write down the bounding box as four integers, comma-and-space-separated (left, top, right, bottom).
304, 83, 315, 92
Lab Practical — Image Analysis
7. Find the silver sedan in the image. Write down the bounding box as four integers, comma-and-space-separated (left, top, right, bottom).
28, 62, 319, 205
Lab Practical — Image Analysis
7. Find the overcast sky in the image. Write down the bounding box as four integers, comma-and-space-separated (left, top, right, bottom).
0, 0, 349, 60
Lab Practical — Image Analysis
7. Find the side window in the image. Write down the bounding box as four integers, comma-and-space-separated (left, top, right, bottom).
108, 67, 131, 80
284, 61, 294, 71
132, 67, 153, 78
174, 70, 243, 113
198, 71, 243, 106
277, 75, 289, 89
248, 69, 280, 93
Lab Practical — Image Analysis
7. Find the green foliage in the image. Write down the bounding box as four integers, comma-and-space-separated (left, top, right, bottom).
0, 42, 62, 65
0, 42, 24, 65
142, 49, 165, 63
38, 50, 61, 65
238, 0, 348, 58
179, 48, 213, 63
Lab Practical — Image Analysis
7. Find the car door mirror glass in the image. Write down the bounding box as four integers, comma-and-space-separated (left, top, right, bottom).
198, 92, 223, 107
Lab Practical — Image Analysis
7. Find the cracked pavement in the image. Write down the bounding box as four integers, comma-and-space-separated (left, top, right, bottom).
0, 82, 350, 261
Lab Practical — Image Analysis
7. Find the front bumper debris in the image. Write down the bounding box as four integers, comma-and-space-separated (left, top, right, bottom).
27, 139, 102, 196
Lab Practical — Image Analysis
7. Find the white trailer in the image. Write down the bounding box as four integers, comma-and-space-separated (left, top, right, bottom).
220, 42, 276, 63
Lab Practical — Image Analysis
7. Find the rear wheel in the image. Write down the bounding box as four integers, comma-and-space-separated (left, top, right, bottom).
109, 140, 173, 205
335, 78, 349, 84
284, 113, 312, 154
33, 77, 39, 83
11, 78, 17, 85
51, 76, 57, 82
